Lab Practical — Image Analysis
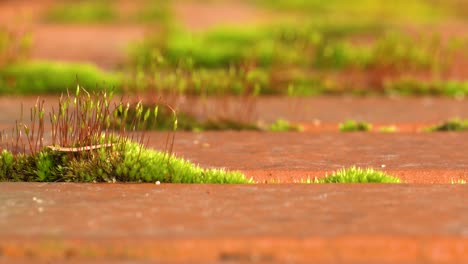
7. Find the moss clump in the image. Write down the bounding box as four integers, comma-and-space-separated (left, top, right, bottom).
0, 141, 251, 184
268, 119, 303, 132
0, 61, 122, 94
0, 86, 250, 183
339, 120, 372, 132
117, 142, 250, 183
318, 167, 401, 183
426, 118, 468, 132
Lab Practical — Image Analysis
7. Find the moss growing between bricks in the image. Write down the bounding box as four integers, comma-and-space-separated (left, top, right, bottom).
339, 120, 372, 132
0, 142, 250, 183
298, 167, 401, 183
44, 0, 117, 24
0, 61, 122, 94
314, 167, 401, 183
0, 86, 251, 183
118, 104, 261, 131
121, 103, 300, 132
268, 119, 303, 132
117, 142, 249, 183
426, 118, 468, 132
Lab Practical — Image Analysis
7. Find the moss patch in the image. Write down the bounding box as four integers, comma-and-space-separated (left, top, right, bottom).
0, 87, 250, 183
44, 0, 117, 24
319, 167, 400, 183
0, 142, 251, 183
339, 120, 372, 132
0, 61, 122, 94
426, 118, 468, 132
268, 119, 303, 132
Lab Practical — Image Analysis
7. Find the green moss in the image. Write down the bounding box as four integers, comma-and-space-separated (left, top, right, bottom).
201, 119, 260, 131
163, 29, 274, 68
379, 126, 397, 133
426, 118, 468, 132
0, 142, 251, 183
314, 41, 370, 69
0, 150, 14, 180
0, 29, 31, 67
129, 21, 464, 97
130, 0, 171, 23
44, 0, 117, 23
268, 119, 303, 132
0, 86, 252, 183
122, 104, 304, 132
119, 104, 261, 131
339, 120, 372, 132
443, 81, 468, 98
117, 142, 250, 183
0, 61, 122, 94
318, 167, 401, 183
130, 26, 279, 70
43, 0, 172, 24
384, 78, 468, 97
257, 0, 456, 23
385, 78, 438, 96
117, 105, 187, 131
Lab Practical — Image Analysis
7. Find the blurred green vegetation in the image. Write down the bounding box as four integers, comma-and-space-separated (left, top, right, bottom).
0, 0, 465, 135
255, 0, 466, 23
128, 23, 465, 96
0, 0, 466, 97
0, 29, 31, 68
0, 61, 123, 94
269, 118, 303, 132
316, 166, 401, 183
43, 0, 171, 24
384, 78, 468, 97
0, 87, 251, 183
130, 0, 172, 23
122, 103, 302, 131
44, 0, 117, 23
339, 120, 372, 132
426, 118, 468, 132
0, 142, 252, 183
124, 0, 466, 97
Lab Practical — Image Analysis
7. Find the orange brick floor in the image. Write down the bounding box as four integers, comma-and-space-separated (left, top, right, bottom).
0, 183, 467, 263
